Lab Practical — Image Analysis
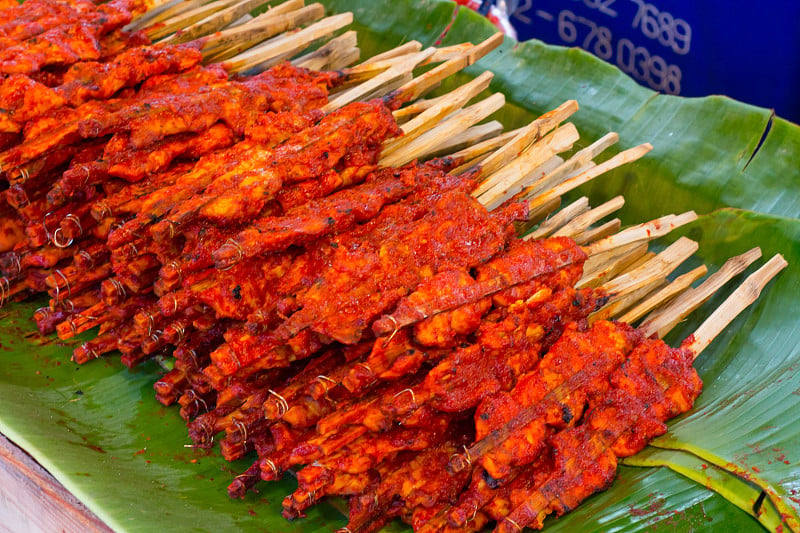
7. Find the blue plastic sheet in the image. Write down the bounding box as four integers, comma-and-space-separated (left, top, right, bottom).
502, 0, 800, 123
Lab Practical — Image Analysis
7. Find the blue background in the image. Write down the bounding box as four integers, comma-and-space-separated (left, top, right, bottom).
506, 0, 800, 124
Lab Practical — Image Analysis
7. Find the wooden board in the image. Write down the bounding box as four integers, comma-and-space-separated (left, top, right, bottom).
0, 433, 112, 533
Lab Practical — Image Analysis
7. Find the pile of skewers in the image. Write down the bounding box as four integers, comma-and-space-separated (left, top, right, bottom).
0, 1, 787, 532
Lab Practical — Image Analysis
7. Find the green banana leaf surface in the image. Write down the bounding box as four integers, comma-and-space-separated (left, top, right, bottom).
1, 0, 799, 531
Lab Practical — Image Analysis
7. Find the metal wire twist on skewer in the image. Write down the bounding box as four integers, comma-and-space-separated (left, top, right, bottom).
267, 389, 289, 416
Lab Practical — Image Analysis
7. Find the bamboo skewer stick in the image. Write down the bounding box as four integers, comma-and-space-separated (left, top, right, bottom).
145, 0, 242, 41
579, 242, 702, 315
293, 31, 359, 71
518, 132, 618, 202
128, 0, 214, 31
578, 242, 650, 289
475, 155, 563, 206
200, 0, 307, 59
686, 254, 787, 357
552, 196, 625, 239
475, 136, 571, 199
168, 0, 279, 44
325, 34, 502, 113
639, 247, 764, 338
446, 128, 524, 175
598, 237, 698, 297
422, 121, 504, 160
477, 100, 580, 179
591, 276, 667, 322
336, 50, 425, 88
572, 218, 622, 245
381, 71, 495, 156
200, 3, 325, 60
224, 13, 354, 73
584, 211, 698, 256
322, 48, 437, 111
380, 93, 507, 167
453, 251, 782, 478
527, 144, 653, 211
421, 42, 476, 64
616, 265, 709, 324
392, 94, 452, 123
356, 41, 423, 65
526, 197, 591, 240
475, 123, 580, 203
391, 33, 504, 104
575, 240, 693, 312
620, 249, 659, 273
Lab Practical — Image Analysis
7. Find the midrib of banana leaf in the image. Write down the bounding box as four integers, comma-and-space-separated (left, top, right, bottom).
623, 446, 785, 531
0, 0, 798, 531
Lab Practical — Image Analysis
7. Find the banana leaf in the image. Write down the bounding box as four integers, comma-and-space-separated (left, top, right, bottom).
1, 0, 799, 531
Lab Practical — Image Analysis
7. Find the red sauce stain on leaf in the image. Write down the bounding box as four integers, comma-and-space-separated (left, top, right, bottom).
628, 493, 666, 517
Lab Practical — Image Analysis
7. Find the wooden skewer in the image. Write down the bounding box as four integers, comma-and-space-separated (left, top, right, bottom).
128, 0, 213, 30
422, 121, 504, 160
619, 249, 658, 273
338, 49, 424, 88
223, 13, 254, 29
527, 143, 652, 211
552, 196, 625, 239
517, 197, 562, 231
356, 41, 423, 66
382, 71, 495, 156
478, 100, 579, 179
199, 0, 306, 59
572, 218, 622, 245
477, 154, 564, 206
578, 242, 650, 289
327, 34, 502, 114
391, 33, 504, 104
392, 94, 450, 123
518, 132, 617, 202
617, 264, 709, 324
340, 35, 498, 96
584, 211, 698, 256
686, 254, 787, 358
449, 152, 492, 177
476, 123, 578, 200
145, 0, 241, 41
293, 31, 359, 71
582, 240, 639, 272
224, 13, 354, 73
402, 123, 506, 168
639, 247, 763, 339
598, 237, 698, 297
587, 242, 703, 321
380, 93, 507, 167
446, 128, 524, 174
167, 0, 278, 43
591, 276, 667, 322
525, 197, 591, 240
200, 2, 324, 59
322, 48, 437, 111
421, 42, 475, 64
475, 123, 580, 208
484, 155, 567, 211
